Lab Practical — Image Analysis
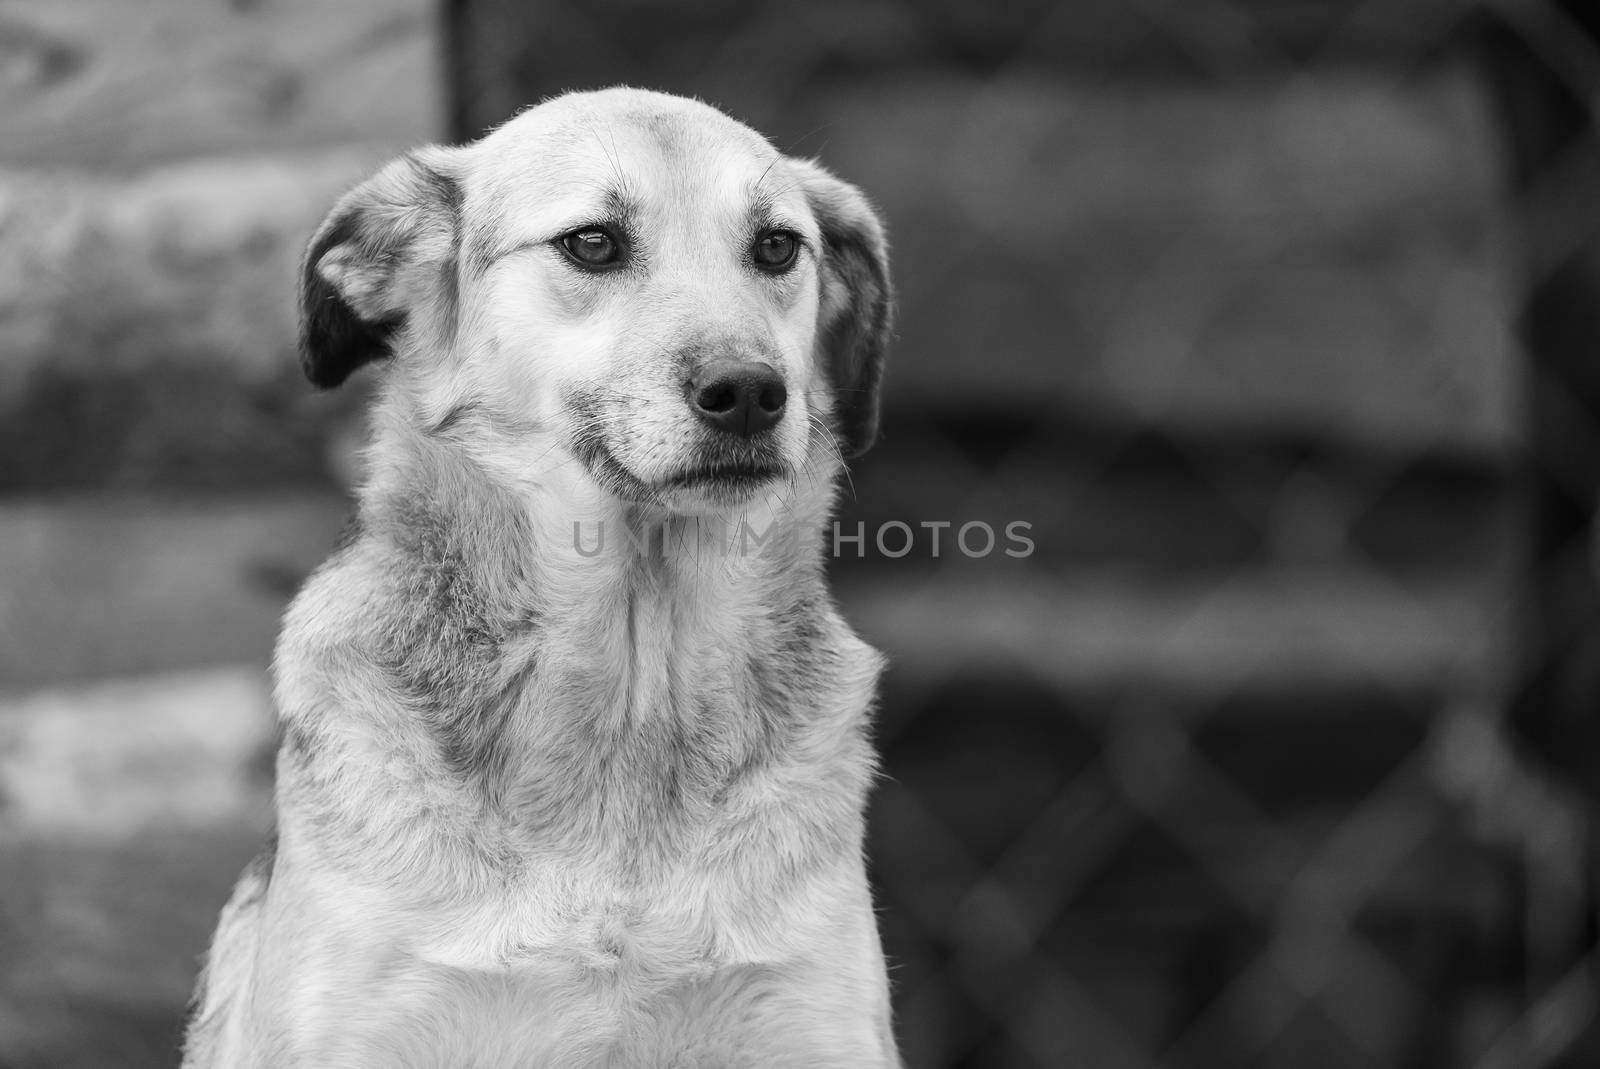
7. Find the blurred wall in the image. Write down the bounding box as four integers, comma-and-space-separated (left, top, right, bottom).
0, 0, 447, 687
0, 4, 439, 1066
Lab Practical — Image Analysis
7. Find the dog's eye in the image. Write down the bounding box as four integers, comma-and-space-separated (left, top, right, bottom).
751, 230, 799, 272
558, 227, 623, 269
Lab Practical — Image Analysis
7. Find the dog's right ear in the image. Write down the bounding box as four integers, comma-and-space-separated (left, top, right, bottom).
299, 148, 462, 388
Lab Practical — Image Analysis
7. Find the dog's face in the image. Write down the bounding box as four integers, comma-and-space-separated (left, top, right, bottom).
300, 88, 890, 515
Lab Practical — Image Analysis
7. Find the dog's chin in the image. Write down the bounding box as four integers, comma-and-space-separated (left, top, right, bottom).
652, 463, 788, 513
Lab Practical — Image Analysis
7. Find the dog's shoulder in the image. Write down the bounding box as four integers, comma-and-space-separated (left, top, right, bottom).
182, 835, 277, 1068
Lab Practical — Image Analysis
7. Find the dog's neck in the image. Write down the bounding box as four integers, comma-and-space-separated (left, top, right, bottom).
338, 400, 853, 851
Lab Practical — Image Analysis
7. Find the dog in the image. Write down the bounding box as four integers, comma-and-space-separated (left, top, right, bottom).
180, 87, 897, 1068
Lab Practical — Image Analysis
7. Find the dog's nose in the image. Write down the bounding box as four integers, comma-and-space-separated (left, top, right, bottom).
688, 360, 787, 437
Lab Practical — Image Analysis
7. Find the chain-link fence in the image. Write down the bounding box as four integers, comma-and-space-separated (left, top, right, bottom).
439, 2, 1600, 1066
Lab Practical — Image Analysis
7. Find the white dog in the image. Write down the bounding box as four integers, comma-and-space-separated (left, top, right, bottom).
181, 87, 898, 1068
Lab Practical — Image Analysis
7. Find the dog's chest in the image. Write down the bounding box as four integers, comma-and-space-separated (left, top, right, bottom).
280, 869, 887, 1069
303, 957, 884, 1069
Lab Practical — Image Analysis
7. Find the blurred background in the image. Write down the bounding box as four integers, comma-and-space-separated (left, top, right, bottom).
3, 0, 1600, 1066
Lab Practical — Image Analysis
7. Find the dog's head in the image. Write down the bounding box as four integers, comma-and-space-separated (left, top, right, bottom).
300, 88, 891, 515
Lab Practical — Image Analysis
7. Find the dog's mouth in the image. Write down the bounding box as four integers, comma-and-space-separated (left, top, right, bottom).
571, 433, 786, 504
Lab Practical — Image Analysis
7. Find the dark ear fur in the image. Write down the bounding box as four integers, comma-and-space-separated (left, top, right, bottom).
799, 161, 894, 458
299, 149, 461, 388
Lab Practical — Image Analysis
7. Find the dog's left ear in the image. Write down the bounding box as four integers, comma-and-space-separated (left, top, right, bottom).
299, 147, 462, 388
795, 161, 894, 458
